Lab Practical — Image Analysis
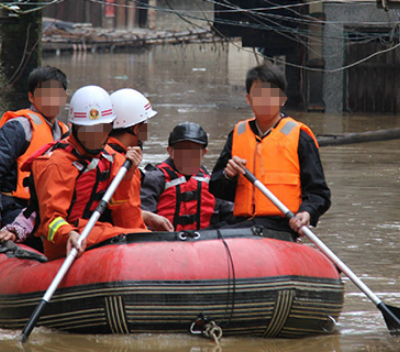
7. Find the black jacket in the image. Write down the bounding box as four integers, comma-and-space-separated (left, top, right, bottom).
209, 116, 331, 228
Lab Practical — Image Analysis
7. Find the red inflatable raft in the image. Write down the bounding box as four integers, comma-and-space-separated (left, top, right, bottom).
0, 228, 343, 338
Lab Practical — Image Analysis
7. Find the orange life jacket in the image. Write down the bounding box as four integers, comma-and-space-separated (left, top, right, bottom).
231, 117, 319, 217
156, 163, 216, 231
0, 109, 69, 200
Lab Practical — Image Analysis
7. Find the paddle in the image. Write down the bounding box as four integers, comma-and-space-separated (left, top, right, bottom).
21, 159, 132, 342
243, 167, 400, 334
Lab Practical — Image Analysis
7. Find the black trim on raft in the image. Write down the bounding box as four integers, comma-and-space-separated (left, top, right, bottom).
87, 226, 295, 251
0, 275, 344, 337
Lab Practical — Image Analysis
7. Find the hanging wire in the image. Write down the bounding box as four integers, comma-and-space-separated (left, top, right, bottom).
0, 0, 65, 14
4, 0, 398, 74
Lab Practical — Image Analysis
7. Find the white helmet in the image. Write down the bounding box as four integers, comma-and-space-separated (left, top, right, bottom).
68, 85, 116, 126
111, 88, 157, 129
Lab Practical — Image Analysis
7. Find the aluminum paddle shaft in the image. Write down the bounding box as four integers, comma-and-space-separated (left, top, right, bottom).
21, 159, 132, 342
243, 168, 400, 334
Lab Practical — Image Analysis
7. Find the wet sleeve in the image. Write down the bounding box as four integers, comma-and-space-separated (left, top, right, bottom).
108, 154, 135, 208
140, 168, 166, 213
213, 197, 234, 222
209, 131, 238, 202
298, 130, 331, 226
34, 160, 78, 245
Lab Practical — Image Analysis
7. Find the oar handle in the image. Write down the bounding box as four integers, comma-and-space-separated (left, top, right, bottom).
21, 158, 132, 342
243, 167, 382, 306
77, 159, 131, 248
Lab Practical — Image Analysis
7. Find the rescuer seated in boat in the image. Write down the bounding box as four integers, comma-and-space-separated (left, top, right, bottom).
108, 88, 173, 232
0, 88, 174, 247
21, 85, 146, 260
209, 64, 331, 240
140, 122, 233, 231
0, 66, 69, 228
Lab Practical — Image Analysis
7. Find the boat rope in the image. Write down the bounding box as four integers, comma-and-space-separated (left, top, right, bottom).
217, 229, 236, 328
0, 240, 47, 262
203, 320, 223, 344
190, 314, 223, 344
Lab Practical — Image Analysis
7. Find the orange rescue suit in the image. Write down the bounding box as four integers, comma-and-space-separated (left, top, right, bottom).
0, 109, 69, 200
30, 135, 139, 260
232, 117, 319, 217
107, 136, 147, 231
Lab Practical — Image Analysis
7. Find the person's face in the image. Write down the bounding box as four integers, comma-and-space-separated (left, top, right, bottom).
135, 122, 148, 142
76, 123, 112, 150
167, 141, 207, 176
28, 80, 67, 118
246, 80, 287, 121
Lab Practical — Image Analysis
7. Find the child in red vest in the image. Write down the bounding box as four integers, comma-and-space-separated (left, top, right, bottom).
141, 122, 233, 231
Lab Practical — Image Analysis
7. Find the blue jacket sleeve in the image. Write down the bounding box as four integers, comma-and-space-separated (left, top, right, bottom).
0, 120, 30, 215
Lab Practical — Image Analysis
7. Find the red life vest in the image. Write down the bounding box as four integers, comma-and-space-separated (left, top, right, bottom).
22, 140, 113, 224
156, 163, 216, 231
66, 148, 114, 223
0, 109, 69, 199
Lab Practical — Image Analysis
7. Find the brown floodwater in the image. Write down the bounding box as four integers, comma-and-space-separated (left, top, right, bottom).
1, 45, 400, 351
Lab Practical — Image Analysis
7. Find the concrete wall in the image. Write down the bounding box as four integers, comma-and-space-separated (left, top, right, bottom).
155, 0, 214, 31
322, 3, 392, 113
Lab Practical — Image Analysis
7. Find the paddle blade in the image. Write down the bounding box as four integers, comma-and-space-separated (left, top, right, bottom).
377, 302, 400, 335
21, 299, 48, 342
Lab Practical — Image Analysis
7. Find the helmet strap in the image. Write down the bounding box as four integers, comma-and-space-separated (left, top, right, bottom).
126, 126, 137, 136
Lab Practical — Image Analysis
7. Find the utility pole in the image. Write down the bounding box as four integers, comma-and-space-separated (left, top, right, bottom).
0, 5, 42, 113
306, 2, 325, 111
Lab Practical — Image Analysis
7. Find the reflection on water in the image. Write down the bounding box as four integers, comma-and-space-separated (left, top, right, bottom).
2, 330, 400, 352
1, 46, 400, 351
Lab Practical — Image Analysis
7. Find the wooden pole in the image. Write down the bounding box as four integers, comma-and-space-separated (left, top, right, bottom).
127, 2, 136, 30
116, 0, 126, 29
317, 128, 400, 147
148, 0, 157, 30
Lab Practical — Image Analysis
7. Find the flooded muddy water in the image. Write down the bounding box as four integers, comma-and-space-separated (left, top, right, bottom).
1, 45, 400, 351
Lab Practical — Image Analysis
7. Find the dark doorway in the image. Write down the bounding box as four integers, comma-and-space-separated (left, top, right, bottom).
345, 28, 400, 114
138, 0, 148, 28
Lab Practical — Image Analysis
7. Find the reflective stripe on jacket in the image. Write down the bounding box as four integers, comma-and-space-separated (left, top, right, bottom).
0, 109, 69, 199
231, 117, 318, 217
29, 136, 134, 260
156, 163, 216, 231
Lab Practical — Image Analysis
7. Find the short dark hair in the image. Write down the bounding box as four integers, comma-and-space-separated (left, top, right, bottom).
28, 66, 68, 94
245, 64, 287, 94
